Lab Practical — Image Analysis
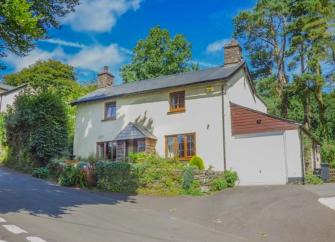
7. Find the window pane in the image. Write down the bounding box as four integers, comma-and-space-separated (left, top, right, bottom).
187, 134, 195, 157
167, 137, 175, 158
106, 142, 114, 160
170, 92, 185, 110
112, 142, 117, 161
178, 135, 184, 158
106, 102, 116, 119
137, 139, 145, 152
97, 143, 105, 159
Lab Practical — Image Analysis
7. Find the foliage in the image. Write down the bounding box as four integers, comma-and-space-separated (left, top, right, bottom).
32, 167, 49, 179
58, 164, 87, 188
183, 180, 202, 196
223, 170, 239, 188
0, 0, 79, 68
120, 26, 198, 83
47, 158, 67, 178
210, 177, 228, 191
305, 172, 323, 185
3, 60, 97, 147
96, 161, 138, 193
4, 90, 69, 169
189, 156, 205, 170
321, 141, 335, 166
182, 165, 195, 190
234, 0, 335, 136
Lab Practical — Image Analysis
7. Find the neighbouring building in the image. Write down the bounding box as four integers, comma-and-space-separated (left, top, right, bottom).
0, 84, 26, 113
72, 39, 320, 185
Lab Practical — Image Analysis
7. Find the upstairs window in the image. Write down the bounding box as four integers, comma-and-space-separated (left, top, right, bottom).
104, 102, 116, 120
169, 91, 185, 113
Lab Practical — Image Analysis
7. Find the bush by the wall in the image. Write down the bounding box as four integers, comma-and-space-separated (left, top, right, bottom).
224, 170, 239, 187
58, 164, 87, 188
305, 172, 323, 185
96, 161, 138, 193
4, 90, 69, 170
210, 177, 228, 191
47, 158, 67, 178
32, 167, 49, 179
182, 165, 195, 190
321, 142, 335, 167
189, 156, 205, 170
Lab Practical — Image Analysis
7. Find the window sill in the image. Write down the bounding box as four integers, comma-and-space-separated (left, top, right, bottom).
101, 118, 116, 122
167, 109, 185, 115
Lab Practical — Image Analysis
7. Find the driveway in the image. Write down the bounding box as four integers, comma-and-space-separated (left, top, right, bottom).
0, 167, 335, 242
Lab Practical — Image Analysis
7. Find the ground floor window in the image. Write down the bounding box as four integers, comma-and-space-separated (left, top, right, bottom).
165, 133, 196, 160
126, 139, 146, 155
96, 141, 117, 160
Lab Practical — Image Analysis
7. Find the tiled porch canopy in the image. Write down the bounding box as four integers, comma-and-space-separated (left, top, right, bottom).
114, 122, 157, 161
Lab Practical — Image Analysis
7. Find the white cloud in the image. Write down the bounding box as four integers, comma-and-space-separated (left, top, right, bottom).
68, 44, 125, 72
39, 39, 86, 48
5, 43, 126, 74
5, 47, 67, 71
206, 39, 229, 54
62, 0, 142, 32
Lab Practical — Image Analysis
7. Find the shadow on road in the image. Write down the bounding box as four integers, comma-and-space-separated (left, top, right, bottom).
0, 167, 135, 217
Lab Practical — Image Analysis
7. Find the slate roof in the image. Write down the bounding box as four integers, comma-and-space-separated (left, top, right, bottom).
72, 62, 245, 105
114, 122, 157, 141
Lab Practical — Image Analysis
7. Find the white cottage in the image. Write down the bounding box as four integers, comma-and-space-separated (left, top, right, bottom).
72, 40, 319, 185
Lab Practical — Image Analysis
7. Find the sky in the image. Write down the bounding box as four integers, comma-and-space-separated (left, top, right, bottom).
1, 0, 257, 84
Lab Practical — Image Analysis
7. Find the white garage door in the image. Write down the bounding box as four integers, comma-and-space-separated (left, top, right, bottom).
230, 132, 288, 185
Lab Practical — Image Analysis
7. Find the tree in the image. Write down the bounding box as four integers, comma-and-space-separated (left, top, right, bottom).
0, 0, 79, 68
234, 0, 291, 117
120, 26, 198, 83
3, 60, 96, 149
288, 0, 334, 137
4, 90, 69, 170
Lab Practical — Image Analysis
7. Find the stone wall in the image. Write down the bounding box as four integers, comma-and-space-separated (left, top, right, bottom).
194, 170, 224, 186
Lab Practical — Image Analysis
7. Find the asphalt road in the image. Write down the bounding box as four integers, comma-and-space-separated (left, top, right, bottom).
0, 167, 335, 242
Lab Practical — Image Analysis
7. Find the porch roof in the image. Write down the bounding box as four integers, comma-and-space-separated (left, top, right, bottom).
114, 122, 157, 141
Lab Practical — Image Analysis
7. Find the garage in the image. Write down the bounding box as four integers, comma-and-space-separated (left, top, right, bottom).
228, 103, 303, 185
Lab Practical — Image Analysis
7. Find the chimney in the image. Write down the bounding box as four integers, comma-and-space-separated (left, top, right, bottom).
224, 39, 243, 66
98, 66, 114, 88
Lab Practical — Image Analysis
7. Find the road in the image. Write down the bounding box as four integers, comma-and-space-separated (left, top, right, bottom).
0, 167, 335, 242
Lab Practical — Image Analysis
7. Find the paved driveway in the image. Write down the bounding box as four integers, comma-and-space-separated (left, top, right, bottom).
0, 167, 335, 242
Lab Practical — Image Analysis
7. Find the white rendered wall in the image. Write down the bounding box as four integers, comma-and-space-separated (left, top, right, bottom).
284, 130, 303, 179
0, 89, 23, 112
74, 81, 225, 170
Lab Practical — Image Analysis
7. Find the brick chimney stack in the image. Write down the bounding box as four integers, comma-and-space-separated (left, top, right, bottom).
224, 39, 243, 66
98, 66, 114, 88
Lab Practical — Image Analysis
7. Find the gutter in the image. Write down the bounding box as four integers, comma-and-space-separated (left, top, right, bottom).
221, 84, 227, 170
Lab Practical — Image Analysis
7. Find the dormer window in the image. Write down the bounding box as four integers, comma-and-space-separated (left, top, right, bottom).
169, 91, 185, 113
104, 101, 116, 120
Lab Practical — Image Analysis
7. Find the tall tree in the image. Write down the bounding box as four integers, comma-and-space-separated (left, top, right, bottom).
234, 0, 291, 117
0, 0, 79, 68
288, 0, 334, 137
120, 26, 197, 83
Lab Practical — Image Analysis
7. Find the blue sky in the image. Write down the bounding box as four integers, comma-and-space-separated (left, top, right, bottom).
2, 0, 256, 84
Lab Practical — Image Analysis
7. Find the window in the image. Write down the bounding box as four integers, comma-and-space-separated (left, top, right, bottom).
104, 102, 116, 120
137, 139, 146, 152
169, 91, 185, 113
165, 133, 195, 160
96, 141, 117, 160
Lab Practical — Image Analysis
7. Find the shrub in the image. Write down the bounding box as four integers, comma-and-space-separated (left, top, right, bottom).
58, 164, 87, 188
189, 156, 205, 170
32, 167, 49, 179
224, 170, 238, 187
96, 161, 138, 193
4, 90, 69, 169
321, 142, 335, 167
305, 172, 323, 185
184, 180, 202, 196
47, 158, 67, 178
210, 177, 228, 191
182, 165, 195, 190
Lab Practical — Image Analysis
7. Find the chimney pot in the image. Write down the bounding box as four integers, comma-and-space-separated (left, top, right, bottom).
98, 65, 114, 88
224, 39, 243, 66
